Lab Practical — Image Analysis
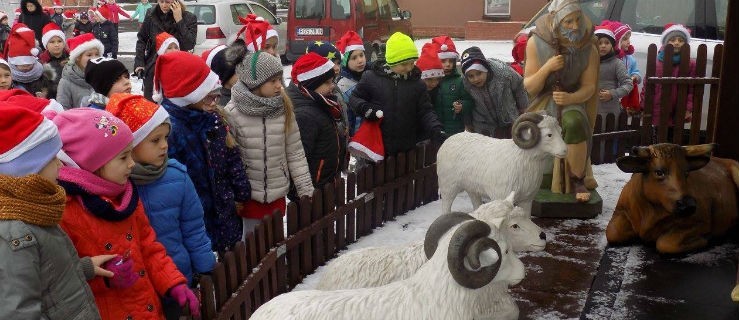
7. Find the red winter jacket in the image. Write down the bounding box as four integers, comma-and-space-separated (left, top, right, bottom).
101, 3, 131, 24
60, 196, 186, 320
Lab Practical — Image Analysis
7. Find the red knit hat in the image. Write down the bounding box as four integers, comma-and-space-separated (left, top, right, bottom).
348, 117, 384, 162
291, 52, 335, 85
0, 89, 64, 113
67, 33, 104, 63
416, 43, 444, 80
336, 30, 364, 54
431, 36, 459, 60
603, 20, 632, 45
0, 107, 62, 177
594, 24, 616, 47
661, 23, 691, 46
42, 22, 66, 49
156, 32, 179, 56
3, 23, 39, 65
153, 51, 221, 105
106, 93, 170, 146
236, 13, 279, 52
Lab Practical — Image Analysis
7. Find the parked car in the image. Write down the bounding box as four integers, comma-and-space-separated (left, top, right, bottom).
286, 0, 412, 62
185, 0, 287, 56
522, 0, 727, 129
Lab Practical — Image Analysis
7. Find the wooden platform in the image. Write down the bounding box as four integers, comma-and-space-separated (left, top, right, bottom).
531, 188, 603, 219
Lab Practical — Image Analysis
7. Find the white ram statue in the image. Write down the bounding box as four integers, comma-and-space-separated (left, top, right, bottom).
437, 112, 567, 216
315, 192, 539, 291
251, 216, 519, 320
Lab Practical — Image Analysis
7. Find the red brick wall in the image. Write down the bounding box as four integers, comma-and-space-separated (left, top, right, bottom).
465, 21, 526, 40
412, 26, 466, 39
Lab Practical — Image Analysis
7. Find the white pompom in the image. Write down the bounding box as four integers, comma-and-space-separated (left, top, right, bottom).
441, 44, 448, 51
255, 16, 265, 21
152, 91, 163, 103
31, 47, 39, 56
376, 110, 384, 119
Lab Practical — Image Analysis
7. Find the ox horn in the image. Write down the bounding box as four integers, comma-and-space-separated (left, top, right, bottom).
447, 220, 501, 289
424, 212, 475, 259
512, 112, 543, 149
683, 143, 717, 157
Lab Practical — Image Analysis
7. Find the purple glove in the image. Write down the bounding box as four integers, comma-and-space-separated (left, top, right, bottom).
102, 255, 138, 289
169, 283, 200, 318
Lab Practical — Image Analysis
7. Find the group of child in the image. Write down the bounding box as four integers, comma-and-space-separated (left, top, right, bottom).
0, 3, 699, 316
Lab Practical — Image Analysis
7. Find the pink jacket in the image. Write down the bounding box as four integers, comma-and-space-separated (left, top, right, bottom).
644, 58, 696, 126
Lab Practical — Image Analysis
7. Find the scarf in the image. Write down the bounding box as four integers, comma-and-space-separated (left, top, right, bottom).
130, 157, 168, 185
298, 85, 343, 120
231, 80, 285, 118
658, 50, 682, 65
11, 61, 44, 83
600, 50, 616, 62
0, 174, 65, 227
87, 91, 109, 109
617, 44, 634, 59
57, 167, 138, 221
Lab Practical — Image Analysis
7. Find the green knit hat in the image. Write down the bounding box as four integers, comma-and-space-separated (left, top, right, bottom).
385, 32, 418, 65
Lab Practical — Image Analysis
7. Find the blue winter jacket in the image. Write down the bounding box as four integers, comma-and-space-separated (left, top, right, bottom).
620, 54, 642, 84
136, 159, 216, 285
162, 99, 251, 252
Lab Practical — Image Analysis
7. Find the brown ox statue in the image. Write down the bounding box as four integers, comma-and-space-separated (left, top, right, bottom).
607, 143, 739, 254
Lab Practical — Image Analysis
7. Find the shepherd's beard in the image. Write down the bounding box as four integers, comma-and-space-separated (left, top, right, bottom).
559, 28, 582, 43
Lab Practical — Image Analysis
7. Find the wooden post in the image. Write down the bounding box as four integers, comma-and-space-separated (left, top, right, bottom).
715, 0, 739, 161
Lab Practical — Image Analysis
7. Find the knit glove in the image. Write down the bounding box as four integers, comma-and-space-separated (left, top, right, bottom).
364, 107, 384, 121
169, 284, 201, 318
102, 255, 138, 289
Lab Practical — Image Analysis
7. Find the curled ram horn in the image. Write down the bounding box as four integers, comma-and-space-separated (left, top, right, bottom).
424, 212, 475, 259
511, 112, 544, 149
447, 219, 501, 289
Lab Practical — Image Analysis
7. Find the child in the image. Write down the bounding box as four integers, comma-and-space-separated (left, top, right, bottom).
101, 0, 132, 33
0, 59, 11, 91
38, 22, 69, 98
510, 30, 529, 76
204, 43, 239, 105
236, 13, 280, 57
91, 9, 118, 58
306, 40, 342, 78
53, 107, 200, 319
57, 33, 103, 108
431, 36, 474, 135
606, 20, 642, 114
107, 93, 216, 319
156, 32, 180, 56
459, 46, 529, 137
224, 50, 314, 236
131, 0, 153, 29
288, 52, 348, 198
154, 51, 251, 252
416, 43, 444, 93
594, 25, 633, 118
50, 0, 65, 28
349, 32, 446, 157
4, 23, 55, 98
18, 0, 51, 47
73, 12, 94, 36
84, 57, 131, 109
0, 11, 10, 52
0, 106, 118, 320
648, 23, 696, 125
336, 30, 366, 136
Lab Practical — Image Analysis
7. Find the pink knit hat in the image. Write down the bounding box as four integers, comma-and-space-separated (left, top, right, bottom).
50, 108, 133, 172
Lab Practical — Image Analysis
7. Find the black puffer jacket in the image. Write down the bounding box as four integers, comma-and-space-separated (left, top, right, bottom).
92, 20, 118, 58
349, 60, 443, 156
134, 4, 197, 75
19, 0, 51, 47
288, 83, 348, 191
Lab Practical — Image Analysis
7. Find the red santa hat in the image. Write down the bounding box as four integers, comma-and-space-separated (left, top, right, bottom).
156, 32, 179, 56
416, 43, 444, 80
431, 36, 459, 60
42, 22, 66, 49
290, 52, 335, 85
0, 107, 62, 177
348, 116, 385, 163
96, 5, 111, 21
14, 8, 21, 17
3, 23, 40, 65
201, 44, 227, 67
236, 13, 279, 52
661, 23, 691, 46
0, 89, 65, 113
336, 30, 364, 54
153, 51, 221, 106
66, 33, 104, 63
106, 93, 170, 146
52, 0, 64, 9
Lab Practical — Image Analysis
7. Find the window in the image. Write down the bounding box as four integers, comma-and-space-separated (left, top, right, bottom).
251, 3, 277, 24
331, 0, 351, 19
187, 5, 216, 25
296, 0, 325, 19
715, 0, 728, 40
620, 0, 696, 35
231, 4, 251, 24
388, 0, 401, 18
363, 0, 377, 19
377, 0, 390, 19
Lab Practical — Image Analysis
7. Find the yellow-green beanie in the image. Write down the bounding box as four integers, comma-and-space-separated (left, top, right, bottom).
385, 32, 418, 65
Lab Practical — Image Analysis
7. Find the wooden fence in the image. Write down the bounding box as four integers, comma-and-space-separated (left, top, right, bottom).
195, 145, 439, 319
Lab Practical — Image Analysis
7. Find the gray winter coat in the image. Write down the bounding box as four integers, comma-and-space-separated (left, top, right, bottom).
56, 63, 94, 109
598, 55, 633, 116
0, 221, 100, 320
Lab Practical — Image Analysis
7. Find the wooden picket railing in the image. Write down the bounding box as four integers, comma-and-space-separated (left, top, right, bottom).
194, 144, 439, 319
